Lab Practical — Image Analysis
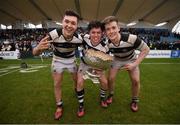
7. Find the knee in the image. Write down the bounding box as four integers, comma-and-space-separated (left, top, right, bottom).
77, 79, 84, 90
108, 76, 115, 83
99, 78, 108, 89
72, 75, 77, 82
54, 81, 61, 89
99, 76, 107, 84
132, 79, 140, 86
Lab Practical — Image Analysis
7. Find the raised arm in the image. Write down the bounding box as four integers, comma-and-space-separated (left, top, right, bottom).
32, 35, 50, 56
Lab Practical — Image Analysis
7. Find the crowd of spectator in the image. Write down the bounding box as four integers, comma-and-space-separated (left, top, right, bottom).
0, 28, 180, 52
121, 28, 180, 50
0, 29, 47, 52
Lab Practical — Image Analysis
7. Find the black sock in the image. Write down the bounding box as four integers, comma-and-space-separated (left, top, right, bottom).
108, 93, 114, 98
132, 97, 139, 103
76, 89, 84, 108
56, 100, 63, 108
100, 88, 107, 101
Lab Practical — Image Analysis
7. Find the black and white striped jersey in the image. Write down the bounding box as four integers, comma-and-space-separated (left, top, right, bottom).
48, 29, 83, 63
82, 34, 109, 53
79, 34, 109, 65
108, 32, 147, 61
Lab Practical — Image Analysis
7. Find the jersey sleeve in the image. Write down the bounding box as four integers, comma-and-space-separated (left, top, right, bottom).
133, 36, 148, 51
127, 34, 146, 51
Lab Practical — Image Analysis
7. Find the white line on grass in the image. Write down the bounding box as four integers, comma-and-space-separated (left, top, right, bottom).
0, 65, 48, 77
0, 63, 179, 77
0, 69, 20, 77
0, 66, 19, 71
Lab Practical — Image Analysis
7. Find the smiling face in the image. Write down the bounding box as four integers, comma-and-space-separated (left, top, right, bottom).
89, 27, 102, 45
62, 15, 78, 39
104, 21, 120, 43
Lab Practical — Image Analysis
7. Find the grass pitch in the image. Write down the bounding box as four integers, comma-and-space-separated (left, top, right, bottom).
0, 58, 180, 124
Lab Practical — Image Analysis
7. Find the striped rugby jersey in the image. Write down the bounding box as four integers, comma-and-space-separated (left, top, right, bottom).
48, 29, 83, 63
80, 34, 109, 64
108, 32, 147, 61
82, 34, 109, 53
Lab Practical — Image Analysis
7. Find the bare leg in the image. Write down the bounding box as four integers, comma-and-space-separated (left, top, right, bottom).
128, 66, 140, 112
108, 67, 119, 95
52, 72, 63, 119
52, 72, 63, 104
76, 72, 85, 117
76, 72, 85, 91
99, 72, 108, 90
71, 72, 78, 91
128, 66, 140, 98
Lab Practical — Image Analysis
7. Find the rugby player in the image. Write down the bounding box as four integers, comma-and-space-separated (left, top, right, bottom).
102, 16, 150, 112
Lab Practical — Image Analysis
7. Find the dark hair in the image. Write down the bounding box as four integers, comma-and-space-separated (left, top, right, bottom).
64, 9, 80, 21
88, 20, 104, 32
102, 16, 118, 25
